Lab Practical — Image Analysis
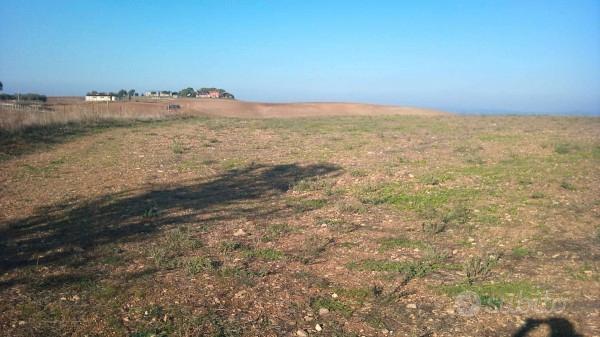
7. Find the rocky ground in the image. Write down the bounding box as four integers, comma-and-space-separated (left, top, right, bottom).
0, 114, 598, 336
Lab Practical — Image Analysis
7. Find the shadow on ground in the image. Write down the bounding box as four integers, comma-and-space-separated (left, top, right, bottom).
0, 117, 187, 159
0, 162, 341, 277
512, 317, 583, 337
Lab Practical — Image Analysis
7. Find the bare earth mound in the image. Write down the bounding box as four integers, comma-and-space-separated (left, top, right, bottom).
175, 99, 448, 118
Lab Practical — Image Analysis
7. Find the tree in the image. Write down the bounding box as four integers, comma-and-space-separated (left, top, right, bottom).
117, 89, 128, 98
128, 89, 136, 97
0, 81, 3, 91
179, 87, 196, 97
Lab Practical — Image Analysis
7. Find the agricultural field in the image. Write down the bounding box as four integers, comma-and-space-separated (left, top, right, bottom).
0, 112, 598, 336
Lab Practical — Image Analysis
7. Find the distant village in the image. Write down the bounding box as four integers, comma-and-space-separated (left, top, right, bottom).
85, 87, 235, 102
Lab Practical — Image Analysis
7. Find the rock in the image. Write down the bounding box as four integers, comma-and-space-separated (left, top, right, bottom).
406, 303, 417, 309
318, 308, 330, 316
315, 324, 322, 331
233, 229, 247, 237
296, 329, 308, 337
18, 321, 26, 326
304, 315, 313, 322
331, 293, 338, 299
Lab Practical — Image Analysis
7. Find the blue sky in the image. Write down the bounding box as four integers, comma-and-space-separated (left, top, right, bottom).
1, 0, 599, 114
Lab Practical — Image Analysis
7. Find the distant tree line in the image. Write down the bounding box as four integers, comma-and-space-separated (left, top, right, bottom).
0, 81, 47, 102
0, 93, 47, 102
178, 87, 235, 99
87, 89, 138, 99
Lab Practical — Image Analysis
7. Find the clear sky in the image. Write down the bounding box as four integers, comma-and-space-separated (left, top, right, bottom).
1, 0, 599, 114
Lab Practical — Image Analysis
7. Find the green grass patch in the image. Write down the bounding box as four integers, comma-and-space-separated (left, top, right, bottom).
347, 255, 444, 280
310, 297, 353, 318
377, 236, 427, 251
288, 198, 327, 212
244, 248, 284, 261
261, 223, 294, 242
358, 183, 477, 214
439, 281, 543, 308
511, 246, 530, 258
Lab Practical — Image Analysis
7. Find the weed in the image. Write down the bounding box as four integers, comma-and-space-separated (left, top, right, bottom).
420, 173, 452, 185
560, 180, 576, 191
293, 236, 334, 264
336, 200, 366, 214
288, 198, 327, 212
148, 228, 202, 268
464, 254, 500, 284
244, 248, 284, 261
310, 297, 353, 318
171, 140, 184, 154
184, 256, 219, 275
359, 183, 477, 215
554, 143, 579, 154
422, 220, 447, 234
347, 258, 439, 280
143, 206, 160, 218
350, 169, 368, 177
512, 247, 530, 258
220, 241, 245, 253
261, 223, 293, 242
530, 191, 545, 199
439, 281, 543, 308
378, 236, 426, 251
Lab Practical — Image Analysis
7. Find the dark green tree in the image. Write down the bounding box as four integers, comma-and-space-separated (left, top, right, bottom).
0, 81, 3, 91
117, 89, 128, 98
179, 87, 196, 97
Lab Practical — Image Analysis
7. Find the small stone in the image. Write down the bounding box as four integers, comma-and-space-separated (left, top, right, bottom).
304, 315, 313, 322
233, 229, 247, 237
467, 237, 475, 243
381, 328, 389, 334
315, 324, 322, 331
296, 329, 308, 337
71, 295, 80, 301
552, 254, 560, 258
331, 293, 338, 299
446, 308, 455, 315
452, 249, 458, 255
318, 308, 330, 316
406, 303, 417, 309
18, 320, 26, 326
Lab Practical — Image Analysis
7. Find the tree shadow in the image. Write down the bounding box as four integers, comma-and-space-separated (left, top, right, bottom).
512, 317, 583, 337
0, 119, 167, 159
0, 162, 341, 277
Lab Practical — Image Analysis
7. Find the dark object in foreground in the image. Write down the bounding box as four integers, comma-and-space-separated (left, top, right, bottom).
167, 104, 181, 111
512, 317, 583, 337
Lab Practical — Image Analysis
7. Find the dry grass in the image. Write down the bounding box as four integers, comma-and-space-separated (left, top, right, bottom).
0, 113, 598, 336
0, 105, 177, 131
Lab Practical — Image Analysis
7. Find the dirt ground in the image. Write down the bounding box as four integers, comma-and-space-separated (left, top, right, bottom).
0, 111, 598, 336
45, 97, 447, 118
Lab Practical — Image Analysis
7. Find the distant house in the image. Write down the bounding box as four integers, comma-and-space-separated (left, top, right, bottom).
144, 91, 177, 98
221, 92, 235, 99
208, 90, 221, 98
85, 93, 117, 102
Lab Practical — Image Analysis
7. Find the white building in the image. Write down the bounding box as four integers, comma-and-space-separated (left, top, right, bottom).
85, 94, 117, 102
